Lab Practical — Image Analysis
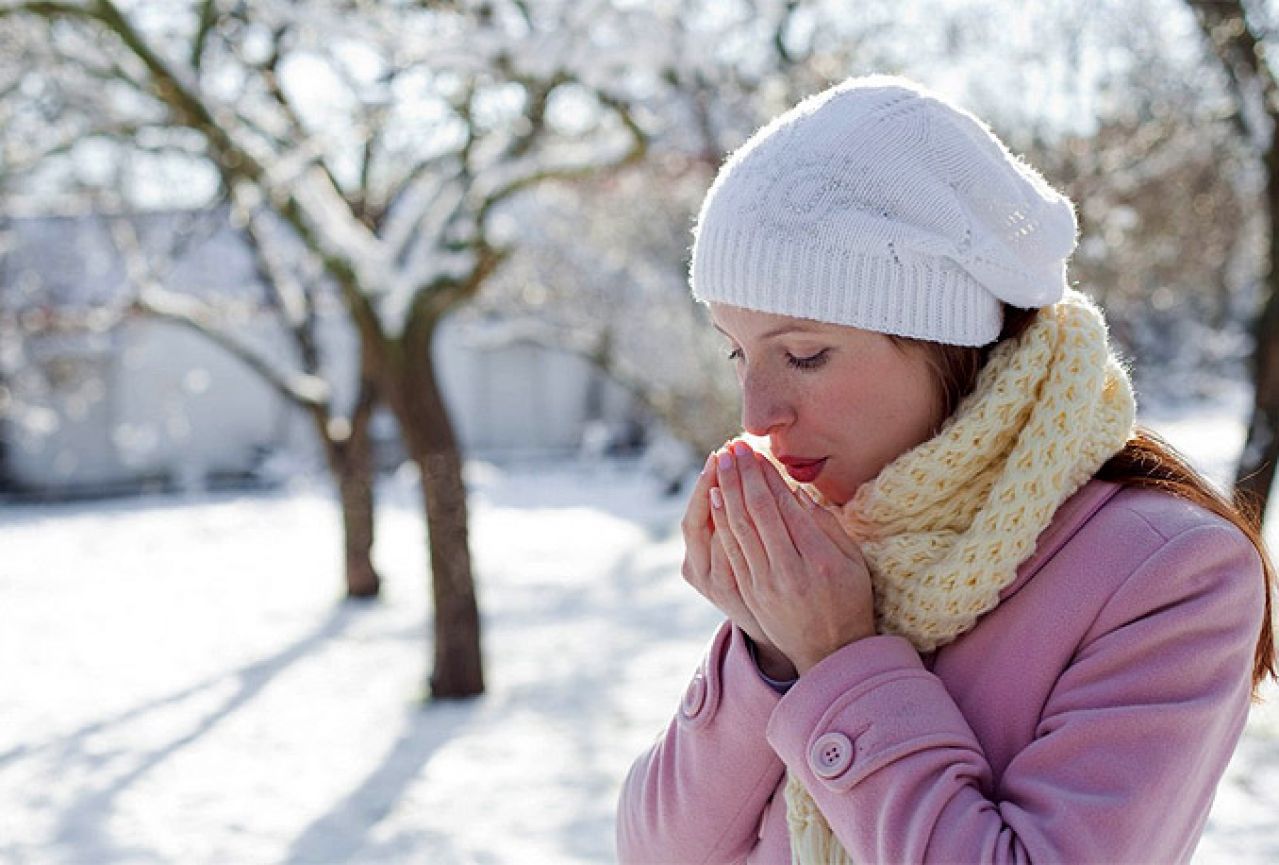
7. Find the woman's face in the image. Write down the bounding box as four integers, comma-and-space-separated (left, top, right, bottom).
709, 303, 945, 506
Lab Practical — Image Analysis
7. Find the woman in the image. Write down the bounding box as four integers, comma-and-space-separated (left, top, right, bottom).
617, 75, 1277, 864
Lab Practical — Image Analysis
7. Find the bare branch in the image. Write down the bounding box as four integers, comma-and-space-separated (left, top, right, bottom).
1, 121, 176, 176
1186, 0, 1278, 141
268, 34, 359, 199
476, 86, 647, 226
773, 0, 803, 66
63, 0, 386, 344
131, 289, 330, 410
108, 215, 330, 411
380, 151, 458, 218
507, 0, 533, 29
190, 0, 217, 72
356, 125, 378, 225
497, 66, 571, 162
88, 0, 236, 151
0, 2, 95, 20
260, 24, 309, 140
239, 201, 325, 374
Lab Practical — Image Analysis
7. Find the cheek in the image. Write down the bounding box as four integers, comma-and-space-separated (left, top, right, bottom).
818, 361, 940, 447
885, 372, 943, 441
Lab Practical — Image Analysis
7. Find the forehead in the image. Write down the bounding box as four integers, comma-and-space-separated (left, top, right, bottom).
708, 303, 836, 340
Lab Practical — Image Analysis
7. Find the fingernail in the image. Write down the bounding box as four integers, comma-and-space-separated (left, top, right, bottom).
731, 441, 751, 458
717, 450, 734, 471
710, 487, 724, 509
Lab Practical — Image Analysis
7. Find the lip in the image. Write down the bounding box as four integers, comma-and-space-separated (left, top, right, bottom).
777, 456, 827, 484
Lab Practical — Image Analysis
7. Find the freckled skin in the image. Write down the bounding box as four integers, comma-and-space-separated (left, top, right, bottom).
710, 302, 944, 506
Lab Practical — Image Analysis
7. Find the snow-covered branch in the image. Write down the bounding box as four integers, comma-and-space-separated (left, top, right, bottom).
108, 215, 331, 411
131, 289, 331, 410
0, 1, 94, 20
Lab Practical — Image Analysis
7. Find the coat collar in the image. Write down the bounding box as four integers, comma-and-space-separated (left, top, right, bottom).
998, 478, 1125, 602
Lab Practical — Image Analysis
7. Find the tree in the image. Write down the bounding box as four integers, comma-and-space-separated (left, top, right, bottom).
1186, 0, 1279, 511
0, 0, 646, 698
117, 204, 386, 599
0, 11, 384, 597
1007, 1, 1256, 407
475, 0, 905, 460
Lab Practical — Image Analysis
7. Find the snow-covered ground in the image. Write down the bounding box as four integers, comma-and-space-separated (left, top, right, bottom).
2, 398, 1276, 864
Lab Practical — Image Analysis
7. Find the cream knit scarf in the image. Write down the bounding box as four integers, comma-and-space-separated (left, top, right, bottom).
779, 289, 1136, 864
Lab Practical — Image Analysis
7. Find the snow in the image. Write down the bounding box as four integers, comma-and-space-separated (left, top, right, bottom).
2, 402, 1277, 864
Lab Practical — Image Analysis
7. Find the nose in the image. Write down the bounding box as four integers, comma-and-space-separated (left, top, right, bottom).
740, 367, 795, 436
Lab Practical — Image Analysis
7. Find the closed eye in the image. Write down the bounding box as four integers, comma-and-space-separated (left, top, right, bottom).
788, 350, 829, 370
724, 347, 829, 370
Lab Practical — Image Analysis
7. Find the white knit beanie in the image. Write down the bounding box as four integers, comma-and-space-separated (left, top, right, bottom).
689, 75, 1079, 346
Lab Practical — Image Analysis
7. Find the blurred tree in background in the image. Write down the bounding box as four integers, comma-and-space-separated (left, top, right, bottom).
483, 0, 1260, 454
0, 0, 649, 699
2, 0, 1275, 698
1185, 0, 1279, 513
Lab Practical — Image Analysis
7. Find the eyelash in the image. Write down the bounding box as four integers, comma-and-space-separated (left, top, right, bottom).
725, 348, 830, 370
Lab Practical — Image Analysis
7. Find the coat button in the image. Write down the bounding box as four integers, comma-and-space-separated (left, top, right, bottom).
809, 732, 854, 779
680, 671, 707, 719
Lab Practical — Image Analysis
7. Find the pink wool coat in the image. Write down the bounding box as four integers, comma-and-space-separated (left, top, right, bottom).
617, 480, 1265, 864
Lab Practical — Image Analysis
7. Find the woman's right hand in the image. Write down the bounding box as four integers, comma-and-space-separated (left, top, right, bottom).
681, 450, 796, 680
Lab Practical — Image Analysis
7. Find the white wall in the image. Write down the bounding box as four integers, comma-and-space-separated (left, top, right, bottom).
4, 311, 641, 493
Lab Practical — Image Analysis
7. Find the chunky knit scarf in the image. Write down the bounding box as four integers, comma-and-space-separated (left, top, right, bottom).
778, 289, 1136, 864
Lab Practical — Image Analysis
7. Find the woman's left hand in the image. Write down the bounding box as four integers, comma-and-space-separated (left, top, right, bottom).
710, 440, 877, 674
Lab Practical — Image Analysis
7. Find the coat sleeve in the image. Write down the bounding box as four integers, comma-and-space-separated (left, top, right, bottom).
617, 619, 787, 865
765, 521, 1264, 865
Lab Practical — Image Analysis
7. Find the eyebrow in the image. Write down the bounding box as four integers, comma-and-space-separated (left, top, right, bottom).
710, 321, 824, 341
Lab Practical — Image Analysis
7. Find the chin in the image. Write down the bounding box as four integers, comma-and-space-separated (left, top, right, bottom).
813, 480, 852, 508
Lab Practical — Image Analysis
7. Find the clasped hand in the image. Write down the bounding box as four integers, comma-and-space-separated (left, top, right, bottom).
680, 440, 876, 677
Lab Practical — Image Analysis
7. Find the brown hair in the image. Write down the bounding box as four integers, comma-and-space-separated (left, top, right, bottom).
896, 305, 1277, 698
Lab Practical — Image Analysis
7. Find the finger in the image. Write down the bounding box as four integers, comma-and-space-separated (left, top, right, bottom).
682, 451, 719, 536
709, 527, 729, 573
768, 477, 844, 563
710, 492, 753, 592
759, 453, 805, 516
682, 452, 721, 545
777, 486, 859, 560
747, 454, 854, 562
758, 463, 835, 556
708, 529, 741, 597
798, 486, 863, 560
714, 444, 771, 578
732, 442, 800, 568
680, 452, 720, 585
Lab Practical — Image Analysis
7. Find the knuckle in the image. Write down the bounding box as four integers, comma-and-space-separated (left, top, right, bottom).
721, 502, 746, 526
813, 556, 841, 580
727, 521, 749, 543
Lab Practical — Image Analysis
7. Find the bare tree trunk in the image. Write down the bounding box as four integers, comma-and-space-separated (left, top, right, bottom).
386, 315, 483, 699
332, 377, 381, 598
1234, 145, 1279, 510
417, 444, 483, 698
335, 458, 379, 597
2, 0, 638, 708
1187, 0, 1279, 516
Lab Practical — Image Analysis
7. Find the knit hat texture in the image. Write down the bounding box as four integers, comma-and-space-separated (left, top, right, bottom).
690, 75, 1079, 346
